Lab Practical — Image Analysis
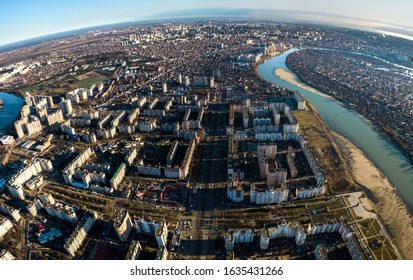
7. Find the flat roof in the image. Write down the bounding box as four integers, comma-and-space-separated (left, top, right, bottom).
0, 135, 14, 144
110, 163, 126, 182
1, 135, 13, 140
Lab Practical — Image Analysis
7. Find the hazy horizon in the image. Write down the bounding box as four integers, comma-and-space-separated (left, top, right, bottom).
2, 0, 413, 47
1, 10, 413, 51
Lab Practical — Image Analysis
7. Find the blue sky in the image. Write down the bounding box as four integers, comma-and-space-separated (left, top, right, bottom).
1, 0, 413, 46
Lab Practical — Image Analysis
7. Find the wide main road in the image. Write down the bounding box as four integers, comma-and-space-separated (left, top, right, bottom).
191, 139, 228, 184
188, 186, 208, 260
188, 104, 228, 259
188, 185, 225, 259
190, 103, 229, 184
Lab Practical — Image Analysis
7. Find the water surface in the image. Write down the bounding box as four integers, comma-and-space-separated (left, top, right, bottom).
0, 92, 24, 132
258, 49, 413, 209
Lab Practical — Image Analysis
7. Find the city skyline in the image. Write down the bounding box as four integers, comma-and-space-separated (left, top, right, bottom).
2, 0, 413, 46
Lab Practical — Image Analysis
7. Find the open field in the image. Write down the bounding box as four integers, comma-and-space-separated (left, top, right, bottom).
306, 199, 342, 211
366, 235, 398, 260
310, 209, 347, 223
20, 83, 42, 93
293, 105, 355, 193
20, 82, 67, 95
340, 193, 399, 259
74, 76, 106, 88
19, 74, 106, 96
75, 71, 102, 81
358, 218, 382, 238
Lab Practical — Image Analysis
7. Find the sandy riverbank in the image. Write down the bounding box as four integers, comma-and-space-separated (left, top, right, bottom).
258, 56, 413, 258
274, 67, 333, 99
332, 131, 413, 259
274, 66, 384, 133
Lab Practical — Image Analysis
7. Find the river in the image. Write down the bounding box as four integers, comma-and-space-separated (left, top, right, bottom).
0, 92, 24, 133
258, 49, 413, 210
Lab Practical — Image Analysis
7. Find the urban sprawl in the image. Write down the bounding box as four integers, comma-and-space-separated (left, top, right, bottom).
0, 22, 405, 260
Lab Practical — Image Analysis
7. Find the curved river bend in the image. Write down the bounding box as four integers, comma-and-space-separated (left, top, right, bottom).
258, 49, 413, 210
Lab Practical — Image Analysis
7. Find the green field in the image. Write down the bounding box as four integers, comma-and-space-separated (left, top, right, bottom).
366, 236, 398, 260
310, 209, 347, 223
20, 83, 43, 94
358, 218, 382, 238
74, 76, 106, 88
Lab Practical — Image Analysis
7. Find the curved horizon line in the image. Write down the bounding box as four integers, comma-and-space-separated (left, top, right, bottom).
150, 8, 413, 30
1, 8, 413, 51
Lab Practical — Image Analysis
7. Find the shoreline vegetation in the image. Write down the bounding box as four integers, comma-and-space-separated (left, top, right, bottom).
256, 54, 412, 259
